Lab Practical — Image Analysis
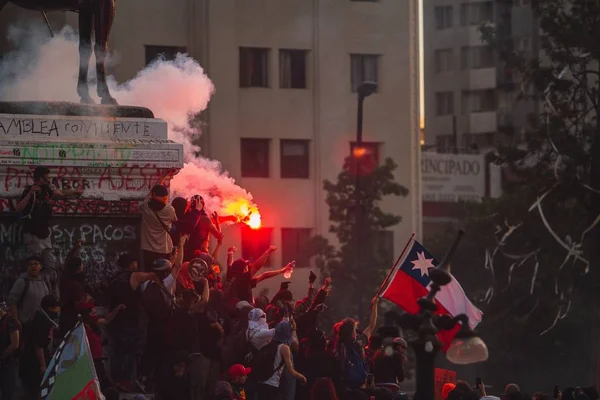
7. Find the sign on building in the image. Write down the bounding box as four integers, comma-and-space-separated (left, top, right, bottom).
422, 152, 485, 202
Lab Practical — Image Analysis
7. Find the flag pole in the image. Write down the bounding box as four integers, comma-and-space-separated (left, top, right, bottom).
376, 232, 415, 298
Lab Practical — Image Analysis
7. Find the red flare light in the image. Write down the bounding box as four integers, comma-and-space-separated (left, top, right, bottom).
223, 199, 262, 229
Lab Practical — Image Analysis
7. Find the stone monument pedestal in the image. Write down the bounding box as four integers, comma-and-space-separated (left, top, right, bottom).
0, 101, 184, 298
0, 101, 183, 215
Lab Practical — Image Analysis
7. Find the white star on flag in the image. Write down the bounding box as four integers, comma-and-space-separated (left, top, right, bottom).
411, 251, 435, 277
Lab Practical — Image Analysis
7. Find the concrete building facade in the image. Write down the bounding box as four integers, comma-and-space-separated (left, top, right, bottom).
423, 0, 539, 152
0, 0, 422, 297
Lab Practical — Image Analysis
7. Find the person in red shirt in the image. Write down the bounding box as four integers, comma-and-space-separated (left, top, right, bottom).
228, 364, 251, 400
76, 298, 126, 390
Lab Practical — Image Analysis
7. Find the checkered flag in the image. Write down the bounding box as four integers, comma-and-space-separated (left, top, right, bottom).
39, 321, 81, 400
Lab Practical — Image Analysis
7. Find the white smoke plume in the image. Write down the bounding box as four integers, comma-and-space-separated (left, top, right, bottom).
0, 24, 257, 219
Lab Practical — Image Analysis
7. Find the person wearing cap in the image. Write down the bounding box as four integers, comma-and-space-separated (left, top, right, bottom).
184, 194, 224, 260
18, 294, 59, 397
7, 255, 50, 324
228, 364, 251, 400
140, 179, 177, 271
16, 166, 83, 258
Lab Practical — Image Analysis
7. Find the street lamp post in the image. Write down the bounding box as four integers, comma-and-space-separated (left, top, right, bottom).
354, 81, 378, 321
386, 229, 489, 400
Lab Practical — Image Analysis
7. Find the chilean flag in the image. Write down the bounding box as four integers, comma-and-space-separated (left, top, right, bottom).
379, 238, 483, 350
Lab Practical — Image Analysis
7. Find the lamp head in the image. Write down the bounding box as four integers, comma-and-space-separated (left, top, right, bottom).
446, 322, 489, 365
357, 81, 378, 98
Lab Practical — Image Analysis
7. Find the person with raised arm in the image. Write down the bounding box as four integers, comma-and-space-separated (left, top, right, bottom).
16, 166, 83, 258
224, 246, 293, 305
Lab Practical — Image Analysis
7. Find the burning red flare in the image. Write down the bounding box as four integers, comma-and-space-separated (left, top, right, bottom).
223, 199, 262, 229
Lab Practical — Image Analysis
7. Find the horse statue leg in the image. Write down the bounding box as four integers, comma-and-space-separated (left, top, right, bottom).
94, 0, 117, 105
77, 3, 94, 104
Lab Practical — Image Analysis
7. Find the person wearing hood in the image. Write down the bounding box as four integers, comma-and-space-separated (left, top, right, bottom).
247, 308, 276, 351
184, 194, 224, 260
140, 183, 177, 271
8, 256, 50, 325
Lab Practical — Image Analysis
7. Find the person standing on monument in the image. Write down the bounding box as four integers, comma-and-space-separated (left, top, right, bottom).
184, 195, 224, 260
140, 183, 177, 271
16, 166, 83, 257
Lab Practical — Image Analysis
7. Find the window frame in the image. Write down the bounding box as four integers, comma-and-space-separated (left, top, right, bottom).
281, 228, 312, 267
240, 138, 271, 178
239, 47, 270, 88
434, 5, 453, 30
435, 92, 455, 116
280, 139, 310, 179
279, 49, 308, 89
241, 226, 273, 266
434, 48, 454, 73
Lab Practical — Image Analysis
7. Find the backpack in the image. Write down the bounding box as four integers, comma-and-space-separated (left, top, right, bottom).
251, 341, 284, 383
16, 277, 49, 310
242, 329, 259, 365
344, 345, 369, 387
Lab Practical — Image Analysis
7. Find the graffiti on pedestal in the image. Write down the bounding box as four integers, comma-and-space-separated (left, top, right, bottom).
0, 218, 140, 302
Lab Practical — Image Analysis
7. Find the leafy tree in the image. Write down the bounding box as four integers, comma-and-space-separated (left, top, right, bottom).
425, 190, 591, 389
421, 1, 600, 388
305, 156, 408, 327
477, 0, 600, 385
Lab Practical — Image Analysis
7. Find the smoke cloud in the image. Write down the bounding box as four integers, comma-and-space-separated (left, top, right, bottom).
0, 24, 257, 218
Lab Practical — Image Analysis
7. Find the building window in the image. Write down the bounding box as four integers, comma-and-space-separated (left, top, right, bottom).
434, 49, 454, 73
436, 134, 455, 151
145, 45, 186, 65
350, 54, 379, 92
460, 46, 494, 69
462, 132, 495, 149
241, 138, 270, 177
239, 47, 269, 88
241, 226, 273, 265
281, 228, 311, 267
279, 50, 308, 89
460, 2, 493, 26
280, 140, 309, 178
435, 92, 454, 116
435, 6, 453, 30
461, 89, 496, 113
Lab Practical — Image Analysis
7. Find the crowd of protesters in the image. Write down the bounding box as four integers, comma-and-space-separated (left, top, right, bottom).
0, 166, 598, 400
440, 381, 599, 400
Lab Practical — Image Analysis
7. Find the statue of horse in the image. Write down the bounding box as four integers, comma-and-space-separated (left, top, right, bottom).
0, 0, 118, 105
